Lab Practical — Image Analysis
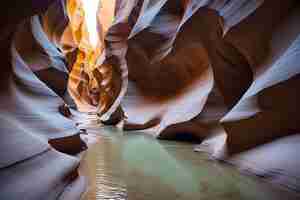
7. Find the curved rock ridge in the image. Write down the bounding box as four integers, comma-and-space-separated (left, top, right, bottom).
194, 1, 300, 193
101, 0, 264, 134
0, 1, 87, 199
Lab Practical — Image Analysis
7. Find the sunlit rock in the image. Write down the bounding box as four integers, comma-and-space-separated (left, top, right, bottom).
1, 0, 300, 199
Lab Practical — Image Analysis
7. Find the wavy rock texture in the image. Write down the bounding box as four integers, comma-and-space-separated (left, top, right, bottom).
105, 0, 264, 134
0, 1, 87, 199
1, 0, 300, 199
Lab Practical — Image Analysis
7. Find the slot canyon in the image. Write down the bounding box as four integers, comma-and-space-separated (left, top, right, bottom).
1, 0, 300, 199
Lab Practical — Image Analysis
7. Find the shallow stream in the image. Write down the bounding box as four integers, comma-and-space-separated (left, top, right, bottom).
81, 127, 296, 200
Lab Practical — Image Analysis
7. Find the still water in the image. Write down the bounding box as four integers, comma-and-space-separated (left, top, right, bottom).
81, 126, 296, 200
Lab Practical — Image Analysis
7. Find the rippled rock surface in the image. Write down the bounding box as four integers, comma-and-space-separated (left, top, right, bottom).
1, 0, 300, 199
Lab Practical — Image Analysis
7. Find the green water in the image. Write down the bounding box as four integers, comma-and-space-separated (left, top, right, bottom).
81, 127, 295, 200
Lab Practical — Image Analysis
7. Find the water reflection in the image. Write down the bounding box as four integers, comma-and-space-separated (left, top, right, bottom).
82, 127, 297, 200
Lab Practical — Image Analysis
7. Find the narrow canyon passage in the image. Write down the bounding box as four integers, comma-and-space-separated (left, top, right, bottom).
1, 0, 300, 199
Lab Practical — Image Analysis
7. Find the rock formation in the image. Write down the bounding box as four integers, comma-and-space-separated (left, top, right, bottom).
1, 0, 300, 199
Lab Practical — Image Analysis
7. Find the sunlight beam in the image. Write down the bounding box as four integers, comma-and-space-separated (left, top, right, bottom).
81, 0, 100, 48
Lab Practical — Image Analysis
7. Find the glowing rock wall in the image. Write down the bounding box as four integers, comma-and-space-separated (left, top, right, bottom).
1, 0, 300, 199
